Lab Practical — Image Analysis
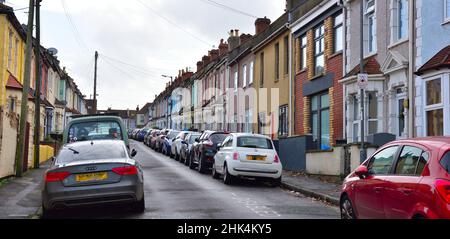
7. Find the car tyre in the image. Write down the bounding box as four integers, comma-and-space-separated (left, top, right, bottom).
198, 157, 207, 174
340, 195, 356, 219
212, 162, 220, 179
270, 177, 281, 187
223, 164, 235, 185
42, 205, 57, 219
188, 155, 196, 170
185, 153, 191, 166
132, 197, 145, 213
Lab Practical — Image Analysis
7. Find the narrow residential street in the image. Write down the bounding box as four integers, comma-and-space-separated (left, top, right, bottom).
35, 140, 339, 219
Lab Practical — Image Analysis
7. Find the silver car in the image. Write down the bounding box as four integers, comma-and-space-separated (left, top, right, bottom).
41, 140, 144, 217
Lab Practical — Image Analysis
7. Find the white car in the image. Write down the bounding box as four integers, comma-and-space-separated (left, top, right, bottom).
171, 131, 191, 160
212, 133, 282, 185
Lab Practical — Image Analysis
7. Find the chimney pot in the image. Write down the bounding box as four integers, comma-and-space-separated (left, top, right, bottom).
255, 17, 271, 35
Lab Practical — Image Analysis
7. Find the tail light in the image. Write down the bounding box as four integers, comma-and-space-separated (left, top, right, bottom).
436, 179, 450, 204
112, 166, 138, 176
45, 171, 70, 182
204, 140, 214, 147
233, 152, 239, 160
274, 155, 280, 163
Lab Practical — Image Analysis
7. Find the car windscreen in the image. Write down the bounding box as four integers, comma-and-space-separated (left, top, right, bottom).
189, 134, 201, 144
167, 131, 180, 139
237, 137, 274, 149
210, 133, 228, 144
57, 143, 127, 164
68, 121, 123, 143
441, 150, 450, 173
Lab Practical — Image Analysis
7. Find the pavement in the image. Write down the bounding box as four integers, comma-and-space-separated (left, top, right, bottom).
0, 161, 50, 219
0, 141, 341, 219
281, 172, 342, 206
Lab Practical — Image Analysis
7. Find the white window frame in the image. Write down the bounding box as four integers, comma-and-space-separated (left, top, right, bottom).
300, 35, 307, 70
333, 13, 344, 53
365, 0, 377, 54
234, 71, 238, 92
249, 61, 254, 85
397, 0, 409, 41
366, 91, 379, 135
446, 0, 450, 22
396, 89, 407, 138
8, 30, 13, 70
422, 76, 448, 136
243, 64, 247, 87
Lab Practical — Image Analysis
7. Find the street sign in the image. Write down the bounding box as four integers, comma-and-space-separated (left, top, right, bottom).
357, 73, 368, 89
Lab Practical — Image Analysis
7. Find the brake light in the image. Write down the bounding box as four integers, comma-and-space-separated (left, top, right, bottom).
45, 171, 70, 182
112, 166, 138, 176
233, 152, 239, 160
274, 155, 280, 163
436, 179, 450, 204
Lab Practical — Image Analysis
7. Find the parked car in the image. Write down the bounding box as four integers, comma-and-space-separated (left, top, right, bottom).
149, 130, 161, 149
41, 140, 144, 217
212, 133, 282, 185
340, 137, 450, 219
143, 130, 155, 146
137, 128, 150, 142
162, 130, 180, 156
191, 131, 229, 173
131, 129, 141, 140
180, 132, 202, 165
155, 129, 169, 152
171, 131, 191, 161
62, 115, 129, 149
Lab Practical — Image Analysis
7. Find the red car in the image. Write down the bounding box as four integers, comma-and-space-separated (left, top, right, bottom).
340, 137, 450, 219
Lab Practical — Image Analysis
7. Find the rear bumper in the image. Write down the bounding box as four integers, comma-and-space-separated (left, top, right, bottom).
42, 179, 144, 210
228, 161, 282, 179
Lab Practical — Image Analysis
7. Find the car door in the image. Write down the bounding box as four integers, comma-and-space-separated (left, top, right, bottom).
354, 146, 399, 219
382, 145, 429, 219
215, 136, 232, 173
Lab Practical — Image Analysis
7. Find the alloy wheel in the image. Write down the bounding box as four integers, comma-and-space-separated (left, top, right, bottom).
340, 197, 355, 219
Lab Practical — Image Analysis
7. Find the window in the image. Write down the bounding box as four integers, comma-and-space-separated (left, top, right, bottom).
57, 143, 127, 163
367, 91, 378, 135
425, 78, 443, 136
258, 112, 266, 134
234, 71, 238, 92
440, 150, 450, 174
311, 92, 330, 150
397, 0, 409, 40
395, 146, 424, 175
249, 61, 254, 85
8, 30, 13, 69
14, 38, 19, 74
9, 98, 15, 113
237, 137, 273, 150
352, 94, 359, 142
278, 105, 288, 137
365, 0, 377, 53
334, 13, 344, 53
243, 65, 247, 87
367, 146, 399, 175
68, 121, 123, 143
446, 0, 450, 21
284, 36, 289, 75
275, 43, 280, 80
314, 24, 325, 75
300, 35, 307, 70
260, 52, 265, 86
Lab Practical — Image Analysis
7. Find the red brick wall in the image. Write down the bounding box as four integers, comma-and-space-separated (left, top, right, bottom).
328, 53, 344, 143
294, 70, 308, 135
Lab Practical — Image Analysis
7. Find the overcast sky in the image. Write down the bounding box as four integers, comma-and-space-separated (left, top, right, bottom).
8, 0, 285, 110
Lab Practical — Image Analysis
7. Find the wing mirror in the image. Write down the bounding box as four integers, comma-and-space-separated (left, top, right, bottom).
131, 149, 137, 158
355, 165, 369, 179
195, 138, 200, 143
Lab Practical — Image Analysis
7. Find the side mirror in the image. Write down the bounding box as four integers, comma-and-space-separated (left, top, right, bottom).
195, 138, 199, 143
131, 149, 137, 158
355, 165, 369, 179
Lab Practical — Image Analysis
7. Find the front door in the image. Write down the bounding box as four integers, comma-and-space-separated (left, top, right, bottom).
354, 146, 399, 219
396, 89, 406, 138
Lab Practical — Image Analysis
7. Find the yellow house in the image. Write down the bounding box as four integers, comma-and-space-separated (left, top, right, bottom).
252, 13, 290, 140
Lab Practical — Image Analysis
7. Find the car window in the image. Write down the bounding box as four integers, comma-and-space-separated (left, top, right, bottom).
210, 133, 228, 144
68, 121, 123, 143
221, 136, 231, 148
367, 146, 399, 175
189, 134, 201, 144
237, 137, 274, 149
440, 150, 450, 174
57, 143, 127, 164
395, 146, 424, 176
416, 151, 429, 176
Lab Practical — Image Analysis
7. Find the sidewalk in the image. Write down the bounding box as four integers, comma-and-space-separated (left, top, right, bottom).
0, 162, 50, 219
281, 171, 342, 206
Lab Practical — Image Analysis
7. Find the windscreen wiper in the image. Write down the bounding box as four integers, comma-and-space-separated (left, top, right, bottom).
68, 147, 80, 154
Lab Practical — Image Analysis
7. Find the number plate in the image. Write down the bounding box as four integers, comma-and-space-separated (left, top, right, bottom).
246, 155, 266, 161
75, 172, 108, 182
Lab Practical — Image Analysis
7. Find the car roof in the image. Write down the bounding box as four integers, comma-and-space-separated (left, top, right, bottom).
69, 115, 123, 123
64, 140, 126, 148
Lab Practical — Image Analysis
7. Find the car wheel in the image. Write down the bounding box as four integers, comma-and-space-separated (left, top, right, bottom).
340, 195, 356, 219
184, 153, 191, 166
42, 205, 57, 219
132, 197, 145, 213
212, 162, 220, 179
188, 155, 196, 169
223, 164, 235, 185
270, 177, 281, 187
198, 157, 207, 174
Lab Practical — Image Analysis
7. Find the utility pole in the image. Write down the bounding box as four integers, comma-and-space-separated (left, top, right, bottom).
33, 0, 42, 169
15, 0, 35, 177
93, 51, 98, 114
359, 0, 367, 163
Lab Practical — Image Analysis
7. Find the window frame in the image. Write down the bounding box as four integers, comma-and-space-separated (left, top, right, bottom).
423, 77, 444, 136
333, 13, 344, 53
392, 145, 430, 177
313, 24, 325, 75
260, 52, 265, 87
278, 105, 288, 137
234, 71, 238, 93
310, 91, 330, 150
300, 35, 308, 70
367, 91, 379, 135
284, 36, 289, 75
249, 61, 254, 85
397, 0, 409, 41
365, 0, 377, 54
445, 0, 450, 22
366, 145, 400, 176
242, 64, 247, 87
275, 42, 280, 80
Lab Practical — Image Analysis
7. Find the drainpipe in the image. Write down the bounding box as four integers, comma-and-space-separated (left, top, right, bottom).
288, 23, 293, 137
408, 0, 415, 138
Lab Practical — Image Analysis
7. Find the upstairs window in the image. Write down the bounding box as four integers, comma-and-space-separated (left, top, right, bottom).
314, 24, 325, 75
446, 0, 450, 21
284, 36, 289, 75
334, 13, 344, 53
249, 61, 254, 85
260, 52, 265, 86
300, 35, 307, 70
234, 71, 238, 92
8, 30, 13, 69
243, 64, 247, 87
275, 42, 280, 80
365, 0, 377, 54
397, 0, 409, 40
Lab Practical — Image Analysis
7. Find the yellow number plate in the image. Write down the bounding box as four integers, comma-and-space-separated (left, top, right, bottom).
246, 155, 266, 161
75, 172, 108, 182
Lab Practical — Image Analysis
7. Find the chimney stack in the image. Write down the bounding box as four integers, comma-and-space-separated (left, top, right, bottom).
218, 39, 228, 56
197, 61, 204, 72
255, 17, 271, 35
210, 49, 220, 61
228, 29, 240, 51
202, 55, 210, 66
240, 34, 253, 45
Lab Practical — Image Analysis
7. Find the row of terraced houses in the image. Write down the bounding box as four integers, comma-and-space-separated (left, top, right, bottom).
144, 0, 450, 177
0, 3, 88, 178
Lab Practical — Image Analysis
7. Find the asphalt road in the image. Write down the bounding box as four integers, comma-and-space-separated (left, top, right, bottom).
43, 140, 339, 219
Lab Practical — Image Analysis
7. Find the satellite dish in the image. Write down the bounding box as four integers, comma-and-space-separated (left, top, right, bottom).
48, 47, 58, 56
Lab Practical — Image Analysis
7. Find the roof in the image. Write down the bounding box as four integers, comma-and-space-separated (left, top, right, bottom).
416, 45, 450, 75
0, 3, 26, 41
344, 55, 383, 78
252, 12, 289, 52
137, 103, 152, 114
6, 74, 35, 100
